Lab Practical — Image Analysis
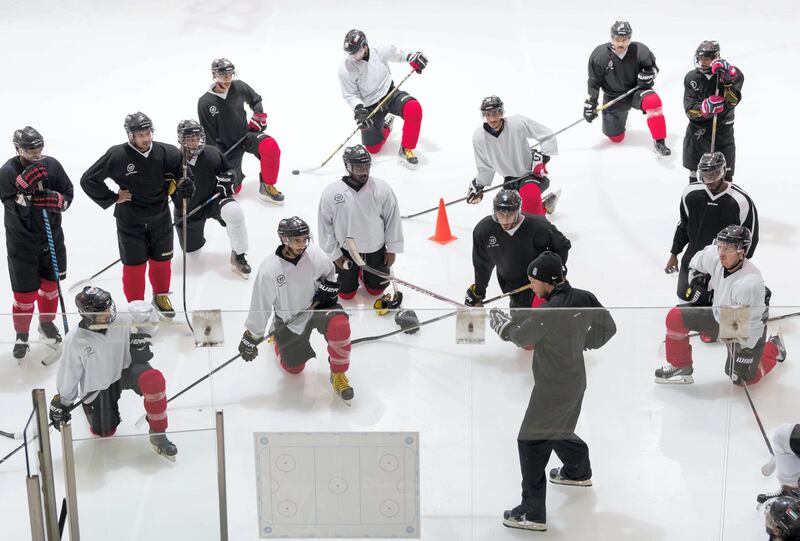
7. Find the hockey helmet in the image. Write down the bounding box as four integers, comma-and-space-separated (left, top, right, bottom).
75, 286, 117, 330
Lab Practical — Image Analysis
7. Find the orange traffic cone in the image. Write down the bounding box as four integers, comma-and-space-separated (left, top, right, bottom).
429, 198, 457, 245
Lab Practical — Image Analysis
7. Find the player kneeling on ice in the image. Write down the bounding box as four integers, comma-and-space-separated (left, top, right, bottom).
488, 251, 616, 531
49, 288, 177, 461
657, 225, 786, 385
758, 423, 800, 506
173, 120, 251, 279
239, 217, 354, 403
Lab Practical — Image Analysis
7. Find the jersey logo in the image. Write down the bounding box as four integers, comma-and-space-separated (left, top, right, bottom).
84, 346, 95, 357
125, 163, 138, 176
333, 193, 345, 203
606, 60, 614, 70
277, 274, 286, 286
486, 236, 499, 248
209, 105, 219, 117
689, 80, 699, 91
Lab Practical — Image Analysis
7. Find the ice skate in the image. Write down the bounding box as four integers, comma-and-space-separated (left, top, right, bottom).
549, 467, 593, 487
259, 180, 285, 206
502, 504, 546, 531
330, 371, 354, 405
152, 293, 175, 319
398, 146, 419, 169
149, 431, 178, 462
654, 139, 671, 158
542, 188, 562, 215
655, 364, 694, 384
13, 333, 29, 362
230, 251, 251, 280
38, 321, 62, 345
768, 327, 786, 362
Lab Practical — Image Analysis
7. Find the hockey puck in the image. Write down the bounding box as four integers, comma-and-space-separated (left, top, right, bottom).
292, 169, 300, 175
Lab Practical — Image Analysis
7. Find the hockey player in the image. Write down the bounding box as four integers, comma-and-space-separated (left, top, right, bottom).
81, 112, 186, 317
488, 251, 616, 531
466, 96, 559, 216
339, 29, 427, 168
0, 127, 73, 360
238, 217, 354, 402
758, 423, 800, 504
683, 40, 744, 183
48, 288, 177, 460
197, 58, 283, 204
764, 495, 800, 541
656, 225, 785, 385
173, 120, 251, 279
666, 151, 758, 306
466, 189, 571, 319
317, 145, 403, 301
583, 21, 670, 156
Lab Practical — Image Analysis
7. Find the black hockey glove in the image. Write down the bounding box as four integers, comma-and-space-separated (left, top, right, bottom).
466, 179, 484, 204
130, 332, 154, 364
531, 149, 550, 179
15, 162, 48, 195
489, 308, 517, 341
407, 51, 428, 74
216, 171, 236, 198
49, 394, 71, 431
354, 105, 373, 129
314, 279, 340, 308
464, 284, 486, 307
729, 346, 756, 384
637, 69, 656, 89
239, 330, 260, 362
395, 309, 421, 335
684, 274, 713, 306
583, 99, 598, 123
176, 176, 195, 199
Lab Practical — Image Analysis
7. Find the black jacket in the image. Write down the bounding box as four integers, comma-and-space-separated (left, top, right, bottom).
197, 80, 263, 150
587, 42, 658, 102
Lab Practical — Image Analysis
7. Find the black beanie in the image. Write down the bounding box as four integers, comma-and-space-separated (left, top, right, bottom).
527, 251, 564, 284
791, 424, 800, 458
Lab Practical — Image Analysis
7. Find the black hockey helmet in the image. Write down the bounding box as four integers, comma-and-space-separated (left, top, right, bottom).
695, 40, 721, 70
75, 286, 117, 330
177, 119, 206, 157
343, 29, 368, 54
211, 58, 236, 77
493, 188, 522, 214
277, 216, 311, 248
610, 20, 632, 37
480, 95, 504, 116
697, 151, 726, 184
765, 496, 800, 539
124, 112, 153, 135
13, 126, 44, 150
527, 251, 565, 285
343, 144, 372, 177
716, 224, 751, 253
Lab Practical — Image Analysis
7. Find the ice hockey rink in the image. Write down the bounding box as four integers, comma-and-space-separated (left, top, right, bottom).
1, 0, 799, 539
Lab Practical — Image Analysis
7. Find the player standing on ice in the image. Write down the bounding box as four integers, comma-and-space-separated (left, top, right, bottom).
0, 127, 73, 361
683, 40, 744, 183
173, 120, 251, 279
466, 189, 571, 321
49, 288, 178, 460
583, 21, 671, 157
488, 251, 616, 531
466, 96, 559, 215
239, 217, 354, 403
757, 423, 800, 504
656, 225, 785, 385
339, 29, 427, 169
80, 112, 186, 318
198, 58, 284, 205
666, 151, 758, 306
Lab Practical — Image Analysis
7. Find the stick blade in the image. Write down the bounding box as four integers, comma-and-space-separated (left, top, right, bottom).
761, 457, 776, 477
67, 277, 92, 293
344, 238, 366, 266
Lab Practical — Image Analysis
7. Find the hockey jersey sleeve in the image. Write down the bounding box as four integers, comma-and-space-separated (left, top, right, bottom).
80, 149, 120, 210
244, 264, 276, 338
636, 43, 658, 73
46, 158, 75, 208
723, 68, 744, 107
338, 63, 364, 110
540, 217, 571, 264
198, 97, 221, 147
586, 49, 605, 103
377, 44, 411, 64
163, 144, 184, 180
240, 81, 264, 113
743, 198, 759, 258
519, 116, 559, 156
688, 244, 718, 280
312, 247, 337, 283
683, 73, 706, 120
671, 195, 690, 255
317, 188, 343, 261
56, 341, 84, 406
472, 224, 495, 290
472, 130, 496, 187
380, 183, 404, 254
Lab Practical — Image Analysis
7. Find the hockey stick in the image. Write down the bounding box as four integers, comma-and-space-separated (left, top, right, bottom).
222, 132, 250, 157
179, 150, 194, 333
682, 311, 800, 341
741, 378, 776, 476
67, 193, 221, 292
299, 69, 417, 174
352, 283, 532, 345
710, 75, 721, 153
400, 86, 639, 220
42, 209, 69, 335
344, 238, 462, 307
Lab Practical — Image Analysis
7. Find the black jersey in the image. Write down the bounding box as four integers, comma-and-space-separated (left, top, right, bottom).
683, 68, 744, 129
80, 142, 183, 224
172, 146, 234, 215
671, 182, 758, 259
197, 80, 264, 150
587, 42, 658, 102
0, 156, 74, 254
472, 214, 571, 294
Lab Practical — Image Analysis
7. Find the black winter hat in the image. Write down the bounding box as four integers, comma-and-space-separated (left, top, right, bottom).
527, 251, 564, 284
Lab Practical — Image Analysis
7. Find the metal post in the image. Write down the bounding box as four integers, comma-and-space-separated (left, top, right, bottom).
216, 410, 228, 541
26, 475, 46, 541
32, 389, 60, 540
61, 422, 80, 540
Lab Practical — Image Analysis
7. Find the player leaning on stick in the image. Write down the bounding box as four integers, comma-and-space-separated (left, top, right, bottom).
239, 217, 354, 403
339, 29, 427, 169
0, 127, 73, 360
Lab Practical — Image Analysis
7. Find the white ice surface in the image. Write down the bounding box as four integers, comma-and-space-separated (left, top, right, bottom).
1, 1, 799, 539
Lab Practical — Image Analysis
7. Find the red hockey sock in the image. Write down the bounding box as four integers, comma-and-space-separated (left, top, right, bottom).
608, 133, 625, 143
122, 263, 147, 302
665, 307, 693, 368
642, 92, 667, 140
148, 259, 171, 295
139, 369, 168, 433
747, 342, 780, 385
400, 99, 422, 150
519, 183, 544, 215
326, 314, 351, 373
12, 291, 37, 333
37, 280, 59, 323
258, 136, 281, 185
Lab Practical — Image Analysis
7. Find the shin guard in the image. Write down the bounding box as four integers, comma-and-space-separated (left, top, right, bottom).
401, 99, 422, 149
519, 183, 544, 215
37, 280, 59, 322
642, 93, 667, 140
139, 369, 168, 433
326, 314, 351, 373
258, 136, 281, 185
12, 291, 37, 333
147, 259, 171, 295
665, 307, 693, 368
122, 263, 147, 302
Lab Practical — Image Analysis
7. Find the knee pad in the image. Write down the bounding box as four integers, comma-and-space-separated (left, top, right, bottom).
219, 199, 245, 227
280, 358, 306, 374
364, 285, 386, 296
13, 291, 38, 311
338, 290, 357, 300
608, 133, 625, 143
257, 136, 280, 160
518, 183, 544, 215
38, 279, 58, 295
665, 307, 688, 337
365, 142, 384, 154
326, 314, 351, 342
402, 99, 422, 120
326, 314, 351, 369
641, 92, 662, 113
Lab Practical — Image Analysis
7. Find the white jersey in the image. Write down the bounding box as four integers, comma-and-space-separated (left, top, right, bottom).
689, 245, 767, 348
317, 176, 404, 260
338, 44, 411, 110
473, 114, 559, 188
244, 245, 336, 337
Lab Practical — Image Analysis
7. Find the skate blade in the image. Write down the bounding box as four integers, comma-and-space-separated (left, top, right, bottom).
258, 195, 285, 206
542, 189, 562, 215
151, 443, 177, 462
654, 375, 694, 385
502, 519, 547, 531
230, 265, 251, 280
549, 477, 593, 487
397, 157, 419, 170
41, 344, 62, 366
